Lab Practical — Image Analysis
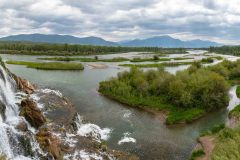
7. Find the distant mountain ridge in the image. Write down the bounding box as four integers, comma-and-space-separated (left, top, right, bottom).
120, 36, 220, 48
0, 34, 117, 46
0, 34, 221, 48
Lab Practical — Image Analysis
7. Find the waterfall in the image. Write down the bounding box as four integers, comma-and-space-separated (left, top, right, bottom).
0, 65, 35, 159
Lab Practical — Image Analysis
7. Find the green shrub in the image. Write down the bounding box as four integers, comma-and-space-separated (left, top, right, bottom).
236, 86, 240, 98
190, 149, 205, 160
229, 104, 240, 119
100, 62, 231, 124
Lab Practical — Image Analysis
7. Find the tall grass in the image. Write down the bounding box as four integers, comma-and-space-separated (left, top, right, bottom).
211, 126, 240, 160
6, 61, 84, 70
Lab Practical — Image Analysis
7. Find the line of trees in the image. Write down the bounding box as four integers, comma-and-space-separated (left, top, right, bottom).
209, 46, 240, 56
0, 41, 186, 55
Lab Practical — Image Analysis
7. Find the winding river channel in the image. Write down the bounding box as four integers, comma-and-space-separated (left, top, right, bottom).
1, 50, 239, 160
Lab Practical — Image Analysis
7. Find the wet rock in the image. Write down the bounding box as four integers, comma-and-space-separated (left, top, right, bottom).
20, 98, 46, 128
36, 128, 63, 160
13, 75, 35, 94
110, 150, 140, 160
36, 91, 77, 130
0, 101, 6, 120
18, 135, 34, 157
16, 121, 28, 132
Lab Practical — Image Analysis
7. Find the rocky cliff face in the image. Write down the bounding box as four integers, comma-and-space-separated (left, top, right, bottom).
0, 58, 139, 160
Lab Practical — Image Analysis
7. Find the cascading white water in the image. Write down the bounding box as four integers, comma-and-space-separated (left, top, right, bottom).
0, 65, 18, 158
75, 114, 111, 142
0, 65, 34, 159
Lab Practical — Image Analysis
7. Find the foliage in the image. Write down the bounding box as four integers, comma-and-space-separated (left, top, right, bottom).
166, 108, 205, 125
190, 149, 205, 160
6, 60, 84, 70
211, 124, 225, 134
201, 57, 214, 63
38, 57, 130, 62
99, 61, 233, 124
0, 41, 186, 56
211, 126, 240, 160
236, 86, 240, 98
229, 104, 240, 119
130, 57, 170, 62
210, 56, 223, 60
209, 46, 240, 56
120, 60, 211, 68
153, 55, 159, 60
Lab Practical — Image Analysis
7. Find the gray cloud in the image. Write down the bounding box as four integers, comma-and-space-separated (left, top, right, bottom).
0, 0, 240, 44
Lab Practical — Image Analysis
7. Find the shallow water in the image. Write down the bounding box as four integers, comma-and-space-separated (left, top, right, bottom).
0, 50, 239, 160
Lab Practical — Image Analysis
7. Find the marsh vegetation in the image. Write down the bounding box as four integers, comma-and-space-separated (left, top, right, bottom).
6, 60, 84, 70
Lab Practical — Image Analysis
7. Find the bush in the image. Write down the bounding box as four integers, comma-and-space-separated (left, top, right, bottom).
236, 86, 240, 98
153, 55, 159, 60
190, 149, 205, 160
99, 61, 232, 124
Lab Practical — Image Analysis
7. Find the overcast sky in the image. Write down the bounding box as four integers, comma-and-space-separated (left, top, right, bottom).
0, 0, 240, 44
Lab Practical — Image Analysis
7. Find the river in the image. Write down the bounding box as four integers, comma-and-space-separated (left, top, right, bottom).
0, 50, 238, 160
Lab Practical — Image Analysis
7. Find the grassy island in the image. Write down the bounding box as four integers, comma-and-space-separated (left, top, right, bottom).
38, 56, 193, 63
38, 57, 130, 62
99, 60, 240, 124
6, 60, 84, 70
119, 59, 213, 68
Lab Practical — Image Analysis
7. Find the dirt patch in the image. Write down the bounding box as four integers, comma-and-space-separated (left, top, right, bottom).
88, 63, 108, 69
195, 136, 215, 160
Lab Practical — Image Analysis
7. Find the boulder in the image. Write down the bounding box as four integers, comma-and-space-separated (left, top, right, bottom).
13, 75, 35, 94
0, 101, 6, 120
16, 121, 28, 132
20, 98, 46, 128
36, 128, 63, 160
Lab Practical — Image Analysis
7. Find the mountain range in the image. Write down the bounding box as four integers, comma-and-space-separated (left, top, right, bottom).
0, 34, 221, 48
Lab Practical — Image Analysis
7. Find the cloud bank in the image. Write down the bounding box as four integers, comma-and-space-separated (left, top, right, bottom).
0, 0, 240, 45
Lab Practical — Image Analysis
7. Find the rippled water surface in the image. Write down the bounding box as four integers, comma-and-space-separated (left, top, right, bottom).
1, 50, 239, 160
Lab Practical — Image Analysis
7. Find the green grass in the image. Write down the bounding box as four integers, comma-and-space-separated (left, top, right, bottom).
211, 126, 240, 160
190, 149, 205, 160
100, 57, 130, 62
99, 85, 173, 111
229, 104, 240, 119
38, 57, 129, 62
99, 81, 207, 124
119, 59, 214, 68
130, 57, 193, 63
130, 57, 171, 62
173, 57, 193, 60
200, 123, 225, 137
119, 61, 196, 68
6, 60, 84, 70
166, 108, 205, 125
210, 56, 224, 60
201, 58, 214, 63
236, 86, 240, 98
39, 56, 193, 63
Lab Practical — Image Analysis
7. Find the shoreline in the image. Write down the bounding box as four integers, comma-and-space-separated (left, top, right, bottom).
98, 91, 211, 125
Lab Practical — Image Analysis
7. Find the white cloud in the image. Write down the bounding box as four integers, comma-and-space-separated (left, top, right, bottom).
0, 0, 239, 45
